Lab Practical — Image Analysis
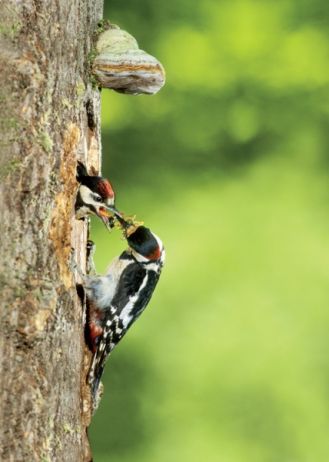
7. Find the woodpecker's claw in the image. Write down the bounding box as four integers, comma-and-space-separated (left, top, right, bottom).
87, 240, 96, 253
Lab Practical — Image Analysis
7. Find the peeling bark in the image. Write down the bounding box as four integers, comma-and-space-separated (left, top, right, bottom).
0, 1, 103, 460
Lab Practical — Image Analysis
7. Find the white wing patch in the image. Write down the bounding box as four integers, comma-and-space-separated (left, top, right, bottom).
120, 273, 149, 328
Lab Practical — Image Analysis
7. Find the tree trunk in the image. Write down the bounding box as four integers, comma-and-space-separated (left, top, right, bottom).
0, 1, 103, 460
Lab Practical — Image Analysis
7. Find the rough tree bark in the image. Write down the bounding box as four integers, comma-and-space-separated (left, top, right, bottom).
0, 1, 103, 460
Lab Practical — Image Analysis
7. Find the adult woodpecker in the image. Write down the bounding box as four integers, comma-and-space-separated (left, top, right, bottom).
75, 161, 119, 229
83, 215, 165, 403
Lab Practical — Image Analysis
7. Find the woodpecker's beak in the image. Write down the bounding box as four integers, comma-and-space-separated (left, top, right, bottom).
106, 205, 122, 218
113, 213, 140, 237
113, 212, 129, 229
98, 206, 123, 231
97, 207, 115, 230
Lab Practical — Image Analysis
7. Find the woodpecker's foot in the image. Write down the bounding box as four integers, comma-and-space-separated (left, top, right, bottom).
87, 240, 95, 253
86, 240, 97, 275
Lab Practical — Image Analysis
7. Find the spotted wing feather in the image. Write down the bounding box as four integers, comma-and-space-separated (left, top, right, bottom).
88, 261, 161, 399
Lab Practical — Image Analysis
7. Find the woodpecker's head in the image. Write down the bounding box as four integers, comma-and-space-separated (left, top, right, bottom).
76, 162, 119, 228
127, 226, 164, 262
115, 213, 164, 263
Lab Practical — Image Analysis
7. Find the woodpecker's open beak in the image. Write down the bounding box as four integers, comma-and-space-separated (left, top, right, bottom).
97, 206, 123, 231
113, 213, 140, 237
113, 212, 129, 229
106, 205, 122, 218
97, 207, 115, 230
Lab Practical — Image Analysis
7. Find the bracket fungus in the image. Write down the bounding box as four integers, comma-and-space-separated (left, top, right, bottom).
92, 24, 166, 95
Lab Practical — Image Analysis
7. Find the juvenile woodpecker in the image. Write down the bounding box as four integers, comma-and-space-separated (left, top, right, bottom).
84, 217, 165, 401
75, 161, 118, 229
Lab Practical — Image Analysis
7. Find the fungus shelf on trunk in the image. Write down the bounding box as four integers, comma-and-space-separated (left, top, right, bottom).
92, 24, 166, 95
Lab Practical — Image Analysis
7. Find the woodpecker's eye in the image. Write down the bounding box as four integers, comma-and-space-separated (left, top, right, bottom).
93, 194, 103, 203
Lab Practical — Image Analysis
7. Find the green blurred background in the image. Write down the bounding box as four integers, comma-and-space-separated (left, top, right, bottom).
89, 1, 329, 461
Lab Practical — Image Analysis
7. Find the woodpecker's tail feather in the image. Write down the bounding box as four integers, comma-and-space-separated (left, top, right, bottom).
88, 339, 110, 403
88, 356, 103, 402
90, 366, 104, 403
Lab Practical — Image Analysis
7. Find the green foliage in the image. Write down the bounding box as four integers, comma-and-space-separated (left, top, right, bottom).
90, 1, 329, 461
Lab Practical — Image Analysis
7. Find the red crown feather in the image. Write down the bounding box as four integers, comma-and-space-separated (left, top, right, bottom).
97, 179, 114, 199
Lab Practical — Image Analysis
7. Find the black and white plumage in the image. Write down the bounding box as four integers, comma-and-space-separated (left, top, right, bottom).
75, 162, 118, 229
84, 224, 165, 401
